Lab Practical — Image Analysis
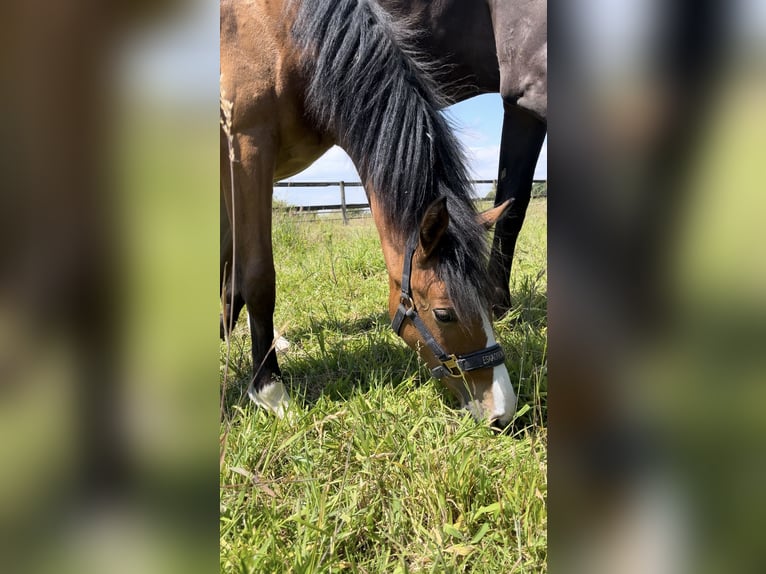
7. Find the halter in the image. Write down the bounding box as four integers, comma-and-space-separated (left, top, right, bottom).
391, 232, 506, 379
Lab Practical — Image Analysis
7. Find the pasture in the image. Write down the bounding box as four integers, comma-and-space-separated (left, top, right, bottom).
220, 199, 547, 572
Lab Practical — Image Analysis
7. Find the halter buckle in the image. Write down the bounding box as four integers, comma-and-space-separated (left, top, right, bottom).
441, 354, 463, 378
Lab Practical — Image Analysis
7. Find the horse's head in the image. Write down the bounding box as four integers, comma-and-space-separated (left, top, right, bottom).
384, 197, 517, 429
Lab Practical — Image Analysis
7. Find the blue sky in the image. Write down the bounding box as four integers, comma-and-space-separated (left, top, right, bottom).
279, 95, 547, 206
120, 1, 547, 206
283, 95, 547, 182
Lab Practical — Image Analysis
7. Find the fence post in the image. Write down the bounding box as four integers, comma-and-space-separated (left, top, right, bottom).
339, 180, 348, 225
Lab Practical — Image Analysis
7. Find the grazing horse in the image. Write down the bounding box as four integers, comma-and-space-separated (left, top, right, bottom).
221, 0, 547, 324
221, 0, 516, 426
377, 0, 548, 317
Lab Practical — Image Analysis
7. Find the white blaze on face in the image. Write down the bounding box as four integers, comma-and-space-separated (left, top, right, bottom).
248, 379, 290, 419
481, 311, 517, 426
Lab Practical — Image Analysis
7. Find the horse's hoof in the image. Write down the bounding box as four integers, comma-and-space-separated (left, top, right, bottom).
247, 377, 291, 419
274, 331, 290, 354
491, 285, 512, 320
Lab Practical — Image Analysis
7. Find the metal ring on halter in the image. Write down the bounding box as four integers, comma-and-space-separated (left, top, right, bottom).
439, 354, 463, 378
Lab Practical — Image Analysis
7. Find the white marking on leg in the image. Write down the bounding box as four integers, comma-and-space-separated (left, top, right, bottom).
481, 311, 517, 426
273, 330, 290, 354
248, 379, 291, 419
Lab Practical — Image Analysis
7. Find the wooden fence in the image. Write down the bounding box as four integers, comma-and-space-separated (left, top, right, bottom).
274, 179, 546, 224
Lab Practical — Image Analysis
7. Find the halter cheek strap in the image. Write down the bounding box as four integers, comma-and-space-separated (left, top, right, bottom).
391, 232, 506, 379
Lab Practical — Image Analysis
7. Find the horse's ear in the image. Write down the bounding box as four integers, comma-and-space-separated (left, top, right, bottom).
477, 199, 513, 230
419, 196, 449, 261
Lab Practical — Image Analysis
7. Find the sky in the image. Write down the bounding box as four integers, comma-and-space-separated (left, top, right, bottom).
282, 95, 548, 182
278, 96, 547, 206
121, 0, 547, 207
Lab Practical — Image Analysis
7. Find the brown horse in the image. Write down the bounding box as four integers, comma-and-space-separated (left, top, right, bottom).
221, 0, 516, 427
376, 0, 547, 318
222, 0, 547, 322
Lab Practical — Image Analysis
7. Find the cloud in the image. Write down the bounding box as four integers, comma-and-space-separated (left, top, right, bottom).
274, 185, 368, 207
451, 122, 493, 148
462, 136, 548, 181
278, 133, 547, 194
284, 146, 360, 182
535, 136, 548, 180
464, 145, 502, 179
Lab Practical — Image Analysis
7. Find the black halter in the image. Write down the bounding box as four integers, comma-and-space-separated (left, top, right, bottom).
391, 232, 506, 379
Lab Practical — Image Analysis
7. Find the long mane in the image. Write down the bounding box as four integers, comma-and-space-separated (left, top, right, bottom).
290, 0, 493, 320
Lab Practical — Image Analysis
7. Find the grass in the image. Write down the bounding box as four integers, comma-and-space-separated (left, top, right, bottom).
220, 199, 547, 573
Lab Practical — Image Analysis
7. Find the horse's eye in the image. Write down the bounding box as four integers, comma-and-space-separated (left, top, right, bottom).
433, 308, 455, 323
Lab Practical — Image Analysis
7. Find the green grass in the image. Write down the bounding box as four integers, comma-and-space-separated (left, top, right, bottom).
220, 199, 547, 573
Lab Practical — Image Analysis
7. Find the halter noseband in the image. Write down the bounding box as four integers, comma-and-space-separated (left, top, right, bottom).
390, 232, 506, 379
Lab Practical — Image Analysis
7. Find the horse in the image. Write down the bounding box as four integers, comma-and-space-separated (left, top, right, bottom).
221, 0, 547, 325
220, 0, 517, 427
375, 0, 547, 318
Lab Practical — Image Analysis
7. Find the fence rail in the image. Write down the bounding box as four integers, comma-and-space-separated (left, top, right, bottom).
274, 179, 546, 223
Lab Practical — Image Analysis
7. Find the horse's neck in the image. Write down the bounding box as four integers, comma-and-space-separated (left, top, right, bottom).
368, 192, 406, 281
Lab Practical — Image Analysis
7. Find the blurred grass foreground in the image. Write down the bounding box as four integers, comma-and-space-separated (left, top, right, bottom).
0, 1, 219, 572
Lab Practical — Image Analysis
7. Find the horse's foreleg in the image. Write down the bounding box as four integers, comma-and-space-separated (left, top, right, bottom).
223, 130, 289, 417
220, 192, 245, 339
488, 104, 547, 318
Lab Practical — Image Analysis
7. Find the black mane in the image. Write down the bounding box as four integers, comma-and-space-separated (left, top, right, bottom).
291, 0, 493, 321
